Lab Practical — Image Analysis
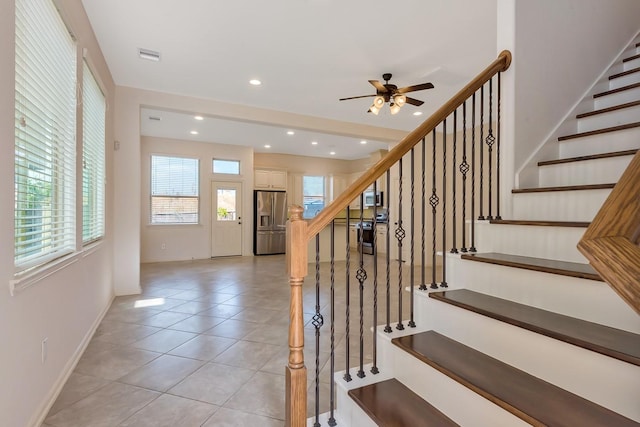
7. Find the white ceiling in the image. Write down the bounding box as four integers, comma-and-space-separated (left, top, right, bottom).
82, 0, 498, 160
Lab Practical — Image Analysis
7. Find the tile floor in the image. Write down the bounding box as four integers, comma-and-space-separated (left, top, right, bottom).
44, 253, 415, 426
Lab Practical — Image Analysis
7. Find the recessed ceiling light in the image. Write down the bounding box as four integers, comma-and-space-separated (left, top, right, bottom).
413, 111, 423, 116
286, 131, 295, 135
264, 144, 271, 148
329, 151, 336, 155
194, 115, 204, 121
311, 141, 318, 145
249, 79, 262, 86
190, 130, 199, 135
360, 140, 367, 145
138, 48, 161, 62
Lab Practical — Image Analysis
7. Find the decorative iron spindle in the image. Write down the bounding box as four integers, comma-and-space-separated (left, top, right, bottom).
328, 221, 336, 426
409, 149, 416, 327
396, 159, 405, 331
478, 84, 485, 220
356, 194, 366, 379
384, 171, 392, 333
460, 101, 469, 253
419, 137, 427, 291
344, 207, 352, 382
430, 133, 439, 289
496, 72, 502, 220
441, 119, 448, 288
371, 181, 379, 374
313, 234, 322, 427
487, 77, 495, 220
470, 93, 477, 253
450, 110, 458, 254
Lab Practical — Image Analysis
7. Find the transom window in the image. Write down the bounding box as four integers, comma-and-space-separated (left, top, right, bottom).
213, 159, 240, 175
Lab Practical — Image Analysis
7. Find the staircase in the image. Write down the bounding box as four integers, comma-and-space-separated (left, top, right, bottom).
328, 41, 640, 425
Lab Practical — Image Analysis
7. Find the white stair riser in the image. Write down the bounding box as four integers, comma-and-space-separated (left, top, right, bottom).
475, 222, 587, 263
576, 103, 640, 133
445, 256, 640, 332
558, 126, 640, 158
609, 72, 640, 90
413, 296, 640, 422
538, 155, 633, 187
623, 57, 640, 71
594, 85, 640, 109
512, 189, 610, 221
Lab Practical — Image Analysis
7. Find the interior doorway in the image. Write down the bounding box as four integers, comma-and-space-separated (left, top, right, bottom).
211, 181, 243, 257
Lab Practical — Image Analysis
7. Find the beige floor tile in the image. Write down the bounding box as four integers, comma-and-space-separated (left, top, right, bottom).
45, 382, 159, 427
199, 303, 246, 318
241, 323, 289, 346
138, 310, 193, 328
201, 407, 284, 427
166, 300, 217, 315
203, 319, 261, 339
92, 322, 161, 346
117, 354, 204, 392
119, 393, 218, 427
131, 329, 198, 353
47, 373, 110, 416
231, 307, 283, 323
224, 371, 285, 420
167, 314, 226, 333
194, 292, 237, 304
168, 334, 237, 361
74, 346, 160, 380
213, 340, 282, 370
168, 362, 254, 405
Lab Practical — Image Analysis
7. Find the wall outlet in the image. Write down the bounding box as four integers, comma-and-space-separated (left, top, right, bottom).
41, 338, 48, 364
161, 243, 166, 250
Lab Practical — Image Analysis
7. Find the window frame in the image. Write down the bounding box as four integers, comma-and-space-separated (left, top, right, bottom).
212, 158, 241, 175
302, 175, 326, 219
150, 154, 200, 225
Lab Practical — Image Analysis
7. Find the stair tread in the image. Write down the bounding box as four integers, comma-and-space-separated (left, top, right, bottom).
538, 149, 638, 166
512, 183, 615, 193
609, 66, 640, 80
461, 252, 602, 281
576, 100, 640, 119
594, 82, 640, 98
558, 121, 640, 141
623, 53, 640, 63
348, 378, 459, 427
429, 289, 640, 366
490, 219, 589, 227
393, 331, 639, 427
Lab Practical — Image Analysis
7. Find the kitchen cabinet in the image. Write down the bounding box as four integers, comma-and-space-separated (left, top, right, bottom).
329, 174, 348, 204
349, 226, 358, 250
375, 226, 387, 254
254, 169, 287, 190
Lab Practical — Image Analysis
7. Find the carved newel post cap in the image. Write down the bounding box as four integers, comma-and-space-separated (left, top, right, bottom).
289, 205, 303, 221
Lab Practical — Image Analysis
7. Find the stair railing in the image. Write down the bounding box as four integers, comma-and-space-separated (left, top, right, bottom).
578, 150, 640, 316
285, 50, 512, 427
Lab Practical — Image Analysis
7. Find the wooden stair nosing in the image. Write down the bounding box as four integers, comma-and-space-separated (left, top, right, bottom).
593, 81, 640, 98
623, 53, 640, 63
576, 100, 640, 119
538, 149, 639, 166
393, 331, 639, 427
348, 378, 459, 427
609, 66, 640, 80
489, 219, 589, 228
512, 183, 615, 194
429, 289, 640, 366
461, 252, 602, 281
558, 121, 640, 141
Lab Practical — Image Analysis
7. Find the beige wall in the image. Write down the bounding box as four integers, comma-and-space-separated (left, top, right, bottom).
140, 136, 254, 262
0, 1, 115, 426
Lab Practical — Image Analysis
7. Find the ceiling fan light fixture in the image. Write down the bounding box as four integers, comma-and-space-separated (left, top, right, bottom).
393, 94, 407, 107
373, 95, 385, 108
389, 102, 401, 115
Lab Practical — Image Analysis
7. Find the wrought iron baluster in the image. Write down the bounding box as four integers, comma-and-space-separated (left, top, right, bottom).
313, 234, 323, 427
479, 84, 485, 220
441, 119, 448, 288
430, 132, 439, 289
409, 149, 416, 327
384, 170, 392, 333
328, 221, 336, 426
460, 101, 469, 253
396, 159, 405, 331
344, 207, 352, 382
451, 110, 458, 254
496, 71, 502, 220
487, 77, 495, 220
470, 92, 477, 253
357, 194, 366, 379
371, 181, 379, 375
419, 136, 427, 291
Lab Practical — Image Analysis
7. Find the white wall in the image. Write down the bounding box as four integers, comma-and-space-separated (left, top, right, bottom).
0, 1, 115, 426
141, 136, 254, 262
501, 0, 640, 187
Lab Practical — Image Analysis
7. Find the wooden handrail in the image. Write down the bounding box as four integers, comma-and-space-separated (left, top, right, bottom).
306, 50, 512, 240
577, 151, 640, 315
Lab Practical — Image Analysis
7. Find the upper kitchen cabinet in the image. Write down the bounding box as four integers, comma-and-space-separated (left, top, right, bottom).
255, 169, 287, 190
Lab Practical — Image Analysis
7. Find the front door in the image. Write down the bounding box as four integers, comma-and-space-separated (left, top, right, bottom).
211, 181, 243, 257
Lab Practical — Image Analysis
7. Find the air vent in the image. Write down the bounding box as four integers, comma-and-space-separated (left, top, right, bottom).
138, 48, 161, 62
148, 116, 161, 121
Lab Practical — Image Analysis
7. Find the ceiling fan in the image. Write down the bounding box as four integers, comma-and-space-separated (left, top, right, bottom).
339, 73, 434, 115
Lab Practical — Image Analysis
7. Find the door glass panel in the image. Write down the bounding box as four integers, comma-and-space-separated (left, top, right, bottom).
217, 189, 237, 221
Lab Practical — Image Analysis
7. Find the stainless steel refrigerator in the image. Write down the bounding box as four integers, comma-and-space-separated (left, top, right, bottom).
254, 190, 287, 255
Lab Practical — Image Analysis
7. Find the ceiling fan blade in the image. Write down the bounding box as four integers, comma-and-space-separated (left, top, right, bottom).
405, 97, 424, 106
339, 94, 376, 101
396, 82, 434, 94
368, 80, 388, 93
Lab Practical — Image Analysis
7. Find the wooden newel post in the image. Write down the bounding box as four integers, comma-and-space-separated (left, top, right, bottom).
285, 205, 308, 427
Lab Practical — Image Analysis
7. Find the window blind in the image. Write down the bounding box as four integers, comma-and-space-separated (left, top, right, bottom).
82, 62, 106, 244
15, 0, 77, 271
151, 155, 199, 224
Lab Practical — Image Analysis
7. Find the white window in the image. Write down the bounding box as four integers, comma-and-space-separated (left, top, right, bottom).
302, 176, 325, 219
14, 0, 77, 272
213, 159, 240, 175
82, 62, 106, 244
151, 155, 199, 224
